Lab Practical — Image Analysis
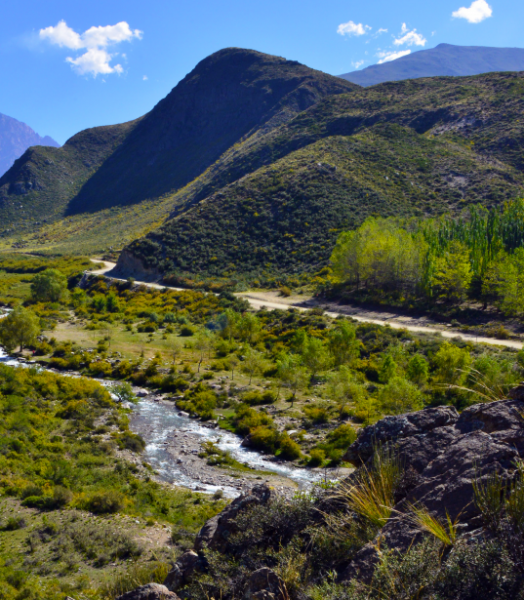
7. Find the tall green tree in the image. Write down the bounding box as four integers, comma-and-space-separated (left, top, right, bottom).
379, 376, 424, 415
31, 269, 68, 303
431, 241, 472, 303
241, 347, 266, 385
0, 307, 41, 352
328, 321, 360, 366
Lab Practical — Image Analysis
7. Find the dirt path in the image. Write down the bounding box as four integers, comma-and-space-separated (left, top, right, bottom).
88, 260, 523, 350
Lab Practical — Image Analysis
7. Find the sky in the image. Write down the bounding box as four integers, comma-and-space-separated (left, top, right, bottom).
1, 0, 522, 145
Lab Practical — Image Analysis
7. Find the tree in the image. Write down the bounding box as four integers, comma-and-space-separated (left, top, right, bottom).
71, 288, 87, 309
194, 329, 214, 373
328, 321, 360, 366
0, 307, 41, 352
241, 347, 265, 385
433, 341, 472, 386
300, 335, 332, 380
379, 355, 397, 384
407, 354, 429, 385
226, 354, 239, 380
171, 337, 183, 370
431, 241, 472, 303
379, 376, 424, 415
31, 269, 68, 303
237, 313, 261, 344
110, 382, 136, 403
276, 352, 307, 407
491, 249, 524, 316
219, 308, 241, 341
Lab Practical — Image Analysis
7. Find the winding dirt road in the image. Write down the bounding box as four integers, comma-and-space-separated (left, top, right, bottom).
89, 260, 523, 350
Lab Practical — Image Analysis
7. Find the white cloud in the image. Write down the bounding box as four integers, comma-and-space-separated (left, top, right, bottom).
352, 60, 365, 69
452, 0, 493, 23
39, 20, 142, 76
377, 28, 388, 35
394, 23, 427, 47
143, 75, 148, 80
377, 49, 412, 64
337, 21, 371, 36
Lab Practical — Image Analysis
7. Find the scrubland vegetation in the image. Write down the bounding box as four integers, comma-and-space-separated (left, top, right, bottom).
1, 240, 524, 598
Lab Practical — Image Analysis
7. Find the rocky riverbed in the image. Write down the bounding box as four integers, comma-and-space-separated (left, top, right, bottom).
129, 393, 325, 498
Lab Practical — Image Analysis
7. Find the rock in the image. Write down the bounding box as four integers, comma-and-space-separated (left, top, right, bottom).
163, 550, 199, 591
244, 567, 288, 600
115, 583, 180, 600
343, 405, 459, 466
195, 484, 274, 552
135, 389, 149, 397
340, 398, 524, 583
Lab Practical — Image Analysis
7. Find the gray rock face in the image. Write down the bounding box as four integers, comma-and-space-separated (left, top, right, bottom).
341, 397, 524, 582
244, 567, 288, 600
115, 583, 180, 600
343, 405, 459, 467
163, 550, 199, 591
194, 484, 274, 552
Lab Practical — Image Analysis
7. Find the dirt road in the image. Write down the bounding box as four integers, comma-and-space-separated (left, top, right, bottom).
89, 260, 523, 350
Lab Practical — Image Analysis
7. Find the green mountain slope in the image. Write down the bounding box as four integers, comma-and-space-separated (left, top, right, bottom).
118, 71, 524, 281
0, 48, 355, 239
0, 120, 139, 233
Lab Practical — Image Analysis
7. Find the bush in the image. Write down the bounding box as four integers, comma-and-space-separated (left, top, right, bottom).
249, 426, 280, 454
117, 432, 146, 453
88, 361, 113, 377
180, 325, 195, 337
242, 390, 274, 405
278, 433, 302, 460
308, 448, 326, 467
2, 516, 26, 531
87, 491, 125, 514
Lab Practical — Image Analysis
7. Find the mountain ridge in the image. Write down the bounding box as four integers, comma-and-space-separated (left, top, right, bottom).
340, 43, 524, 87
0, 113, 59, 178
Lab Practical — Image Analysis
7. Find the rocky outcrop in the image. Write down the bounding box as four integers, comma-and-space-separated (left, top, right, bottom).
163, 484, 275, 592
194, 483, 274, 552
163, 550, 200, 591
110, 248, 161, 282
244, 568, 288, 600
341, 397, 524, 582
115, 583, 180, 600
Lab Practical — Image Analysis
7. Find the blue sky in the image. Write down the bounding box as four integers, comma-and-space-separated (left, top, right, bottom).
1, 0, 522, 144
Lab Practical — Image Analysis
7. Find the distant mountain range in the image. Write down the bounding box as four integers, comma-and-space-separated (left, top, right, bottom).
1, 48, 524, 283
0, 113, 59, 178
340, 44, 524, 87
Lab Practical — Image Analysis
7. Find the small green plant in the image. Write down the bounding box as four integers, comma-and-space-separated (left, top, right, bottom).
329, 448, 401, 530
409, 504, 459, 547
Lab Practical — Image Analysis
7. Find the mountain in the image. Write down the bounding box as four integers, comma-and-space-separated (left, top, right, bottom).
0, 113, 59, 177
340, 44, 524, 87
0, 48, 354, 246
119, 70, 524, 282
1, 49, 524, 284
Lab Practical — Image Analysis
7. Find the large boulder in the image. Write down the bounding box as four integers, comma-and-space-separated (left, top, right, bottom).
163, 550, 199, 591
194, 484, 274, 552
115, 583, 180, 600
244, 567, 288, 600
341, 397, 524, 582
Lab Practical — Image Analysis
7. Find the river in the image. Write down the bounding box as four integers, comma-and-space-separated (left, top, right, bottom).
0, 341, 320, 498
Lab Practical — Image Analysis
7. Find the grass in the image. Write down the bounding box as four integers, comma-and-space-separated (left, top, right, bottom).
408, 505, 459, 547
327, 449, 401, 530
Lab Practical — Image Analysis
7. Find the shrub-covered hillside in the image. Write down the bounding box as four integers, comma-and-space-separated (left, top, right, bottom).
119, 70, 524, 281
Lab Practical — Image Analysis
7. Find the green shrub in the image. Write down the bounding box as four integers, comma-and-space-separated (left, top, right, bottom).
278, 433, 302, 460
87, 491, 125, 514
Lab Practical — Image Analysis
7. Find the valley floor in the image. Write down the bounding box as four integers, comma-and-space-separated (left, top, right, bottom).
89, 259, 524, 350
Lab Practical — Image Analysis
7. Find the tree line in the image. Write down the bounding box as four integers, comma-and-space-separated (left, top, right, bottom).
330, 199, 524, 314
